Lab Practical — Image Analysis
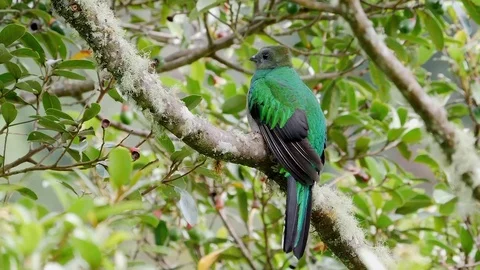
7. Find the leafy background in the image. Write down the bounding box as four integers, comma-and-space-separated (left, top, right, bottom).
0, 0, 480, 269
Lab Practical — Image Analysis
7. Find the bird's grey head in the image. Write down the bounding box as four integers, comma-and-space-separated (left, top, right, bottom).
249, 46, 292, 70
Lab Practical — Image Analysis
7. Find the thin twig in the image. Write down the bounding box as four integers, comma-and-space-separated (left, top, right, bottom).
217, 207, 257, 270
211, 54, 253, 75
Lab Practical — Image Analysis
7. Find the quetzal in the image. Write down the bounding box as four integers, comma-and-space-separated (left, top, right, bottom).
247, 46, 327, 259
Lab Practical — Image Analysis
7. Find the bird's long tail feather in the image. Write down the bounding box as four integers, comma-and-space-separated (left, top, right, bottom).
283, 176, 312, 259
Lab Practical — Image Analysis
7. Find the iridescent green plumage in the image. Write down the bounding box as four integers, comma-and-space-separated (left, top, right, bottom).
247, 46, 327, 259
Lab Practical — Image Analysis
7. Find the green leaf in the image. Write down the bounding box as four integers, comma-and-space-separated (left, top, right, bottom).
333, 114, 363, 126
461, 0, 480, 25
222, 95, 246, 114
10, 48, 39, 59
376, 214, 393, 229
387, 128, 405, 142
56, 60, 96, 70
27, 131, 56, 144
21, 32, 45, 63
27, 9, 52, 24
447, 103, 469, 119
421, 10, 444, 51
170, 147, 193, 163
345, 84, 357, 111
37, 117, 66, 132
329, 129, 348, 153
37, 32, 57, 58
176, 187, 198, 225
52, 70, 86, 80
0, 44, 12, 63
397, 142, 411, 159
78, 127, 95, 136
397, 107, 408, 126
385, 37, 408, 62
429, 81, 457, 94
460, 226, 474, 254
15, 82, 37, 93
71, 238, 102, 269
401, 128, 422, 143
237, 188, 249, 223
0, 184, 38, 200
107, 88, 124, 102
396, 194, 432, 215
427, 239, 456, 254
433, 189, 455, 204
19, 223, 43, 255
185, 76, 201, 94
154, 220, 169, 246
157, 133, 175, 153
182, 95, 202, 110
47, 30, 67, 59
370, 100, 389, 121
353, 194, 370, 216
0, 0, 11, 10
439, 198, 457, 215
82, 103, 101, 121
153, 220, 168, 246
414, 153, 440, 171
26, 79, 43, 95
0, 24, 26, 47
108, 147, 133, 189
364, 157, 383, 182
0, 72, 15, 86
95, 201, 144, 220
369, 62, 390, 101
190, 60, 205, 82
46, 108, 74, 121
5, 62, 22, 79
42, 92, 61, 111
355, 136, 370, 155
1, 102, 17, 125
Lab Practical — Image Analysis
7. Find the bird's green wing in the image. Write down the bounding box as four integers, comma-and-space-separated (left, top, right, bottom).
248, 78, 297, 130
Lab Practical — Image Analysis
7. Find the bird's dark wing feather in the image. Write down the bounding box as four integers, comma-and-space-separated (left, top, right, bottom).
250, 105, 323, 185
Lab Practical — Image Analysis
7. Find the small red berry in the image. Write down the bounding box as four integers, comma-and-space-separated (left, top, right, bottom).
215, 196, 224, 210
252, 199, 260, 209
153, 209, 162, 219
101, 119, 110, 129
130, 147, 140, 161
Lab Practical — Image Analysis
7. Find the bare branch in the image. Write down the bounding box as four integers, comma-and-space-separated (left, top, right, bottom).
121, 22, 180, 44
21, 78, 96, 104
211, 54, 254, 75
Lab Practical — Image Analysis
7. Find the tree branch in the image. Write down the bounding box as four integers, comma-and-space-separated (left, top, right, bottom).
21, 78, 96, 104
158, 19, 271, 72
157, 10, 337, 73
51, 1, 385, 268
341, 0, 480, 200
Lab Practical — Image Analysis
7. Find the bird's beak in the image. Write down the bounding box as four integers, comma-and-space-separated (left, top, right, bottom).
249, 54, 258, 63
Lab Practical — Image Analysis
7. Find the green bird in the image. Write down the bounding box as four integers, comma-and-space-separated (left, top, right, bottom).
247, 46, 327, 259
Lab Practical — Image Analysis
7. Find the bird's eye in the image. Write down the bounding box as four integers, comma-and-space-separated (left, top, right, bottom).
262, 52, 269, 60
